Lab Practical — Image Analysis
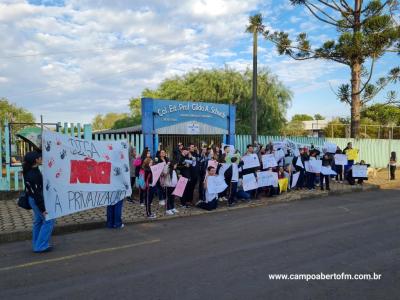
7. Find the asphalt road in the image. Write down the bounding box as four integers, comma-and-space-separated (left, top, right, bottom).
1, 189, 399, 300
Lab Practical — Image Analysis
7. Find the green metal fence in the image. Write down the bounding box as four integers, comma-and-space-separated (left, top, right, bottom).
235, 135, 398, 169
2, 126, 398, 191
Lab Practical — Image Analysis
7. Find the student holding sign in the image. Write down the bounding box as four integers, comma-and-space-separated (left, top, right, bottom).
155, 149, 169, 207
343, 142, 358, 173
334, 147, 344, 183
23, 151, 55, 253
196, 166, 219, 211
241, 144, 260, 198
320, 153, 333, 191
143, 158, 157, 219
162, 161, 179, 215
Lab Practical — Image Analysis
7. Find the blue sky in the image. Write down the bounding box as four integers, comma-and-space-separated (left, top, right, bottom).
0, 0, 398, 124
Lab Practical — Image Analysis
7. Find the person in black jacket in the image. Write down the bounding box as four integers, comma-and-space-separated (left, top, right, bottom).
177, 147, 193, 208
321, 153, 333, 190
23, 151, 55, 253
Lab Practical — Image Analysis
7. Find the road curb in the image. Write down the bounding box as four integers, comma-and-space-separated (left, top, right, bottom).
0, 183, 391, 244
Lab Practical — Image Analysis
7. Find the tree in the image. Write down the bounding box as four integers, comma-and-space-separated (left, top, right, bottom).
246, 13, 265, 143
92, 112, 130, 130
282, 120, 308, 136
291, 114, 314, 121
130, 68, 292, 135
0, 98, 35, 128
361, 103, 400, 125
314, 113, 325, 120
264, 0, 400, 138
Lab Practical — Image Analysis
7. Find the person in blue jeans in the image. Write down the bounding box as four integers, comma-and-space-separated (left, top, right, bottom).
23, 151, 55, 253
106, 199, 124, 229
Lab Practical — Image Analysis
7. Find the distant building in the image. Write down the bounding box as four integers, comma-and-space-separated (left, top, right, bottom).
302, 120, 329, 137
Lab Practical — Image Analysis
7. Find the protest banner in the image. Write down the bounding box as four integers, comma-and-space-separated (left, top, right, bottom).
321, 166, 337, 176
207, 175, 228, 194
323, 142, 337, 154
172, 176, 189, 197
352, 165, 368, 178
257, 171, 278, 188
291, 172, 300, 188
304, 159, 322, 173
42, 130, 131, 220
150, 162, 166, 186
242, 154, 260, 169
242, 173, 258, 191
262, 154, 277, 169
334, 154, 348, 166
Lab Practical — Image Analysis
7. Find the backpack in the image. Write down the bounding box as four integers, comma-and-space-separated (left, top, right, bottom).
137, 169, 146, 189
133, 157, 142, 167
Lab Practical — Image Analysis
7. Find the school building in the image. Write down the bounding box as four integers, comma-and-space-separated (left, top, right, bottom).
95, 98, 236, 155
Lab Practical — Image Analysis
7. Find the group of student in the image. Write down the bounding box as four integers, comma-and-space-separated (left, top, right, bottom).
125, 141, 396, 220
21, 140, 397, 253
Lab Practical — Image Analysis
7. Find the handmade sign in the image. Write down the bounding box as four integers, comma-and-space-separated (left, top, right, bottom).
346, 149, 359, 161
304, 159, 322, 173
261, 154, 277, 169
151, 162, 166, 186
42, 130, 131, 220
172, 176, 189, 197
274, 149, 285, 162
273, 141, 286, 151
242, 173, 258, 191
352, 165, 368, 178
334, 154, 348, 166
321, 166, 337, 176
323, 142, 337, 154
257, 171, 278, 188
207, 175, 228, 194
291, 172, 300, 188
242, 154, 260, 169
278, 178, 288, 193
296, 157, 304, 169
218, 163, 230, 176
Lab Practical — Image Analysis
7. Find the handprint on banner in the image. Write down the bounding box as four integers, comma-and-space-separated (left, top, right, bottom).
55, 168, 62, 178
70, 158, 111, 184
45, 141, 52, 152
48, 158, 55, 168
60, 149, 67, 159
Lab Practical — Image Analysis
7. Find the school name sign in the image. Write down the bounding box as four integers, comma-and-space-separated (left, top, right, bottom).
156, 102, 227, 119
42, 131, 131, 220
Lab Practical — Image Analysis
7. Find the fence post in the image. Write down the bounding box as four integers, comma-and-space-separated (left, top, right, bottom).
77, 123, 81, 139
83, 124, 92, 141
4, 121, 11, 190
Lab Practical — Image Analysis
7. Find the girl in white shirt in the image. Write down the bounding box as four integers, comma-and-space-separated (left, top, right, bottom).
162, 161, 179, 215
196, 166, 219, 211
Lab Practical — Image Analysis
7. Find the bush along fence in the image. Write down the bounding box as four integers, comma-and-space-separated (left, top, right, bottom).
1, 123, 398, 191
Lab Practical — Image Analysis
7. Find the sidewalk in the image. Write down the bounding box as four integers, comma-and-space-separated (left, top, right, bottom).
1, 170, 399, 243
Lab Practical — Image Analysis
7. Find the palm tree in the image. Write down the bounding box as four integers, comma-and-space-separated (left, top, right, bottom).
246, 13, 264, 144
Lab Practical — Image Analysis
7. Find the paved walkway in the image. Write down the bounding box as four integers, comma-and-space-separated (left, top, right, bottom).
1, 169, 399, 243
